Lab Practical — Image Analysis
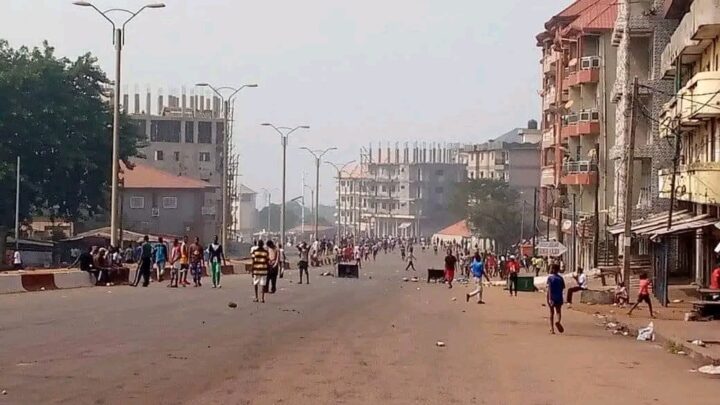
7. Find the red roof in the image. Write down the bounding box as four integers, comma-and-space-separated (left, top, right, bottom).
564, 0, 616, 33
435, 220, 472, 238
120, 162, 215, 189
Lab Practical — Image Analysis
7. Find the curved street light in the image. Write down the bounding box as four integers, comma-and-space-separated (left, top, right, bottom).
261, 124, 310, 249
300, 147, 337, 240
195, 82, 258, 248
73, 1, 165, 247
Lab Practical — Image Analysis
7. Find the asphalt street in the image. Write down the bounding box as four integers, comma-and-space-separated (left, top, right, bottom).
0, 251, 716, 405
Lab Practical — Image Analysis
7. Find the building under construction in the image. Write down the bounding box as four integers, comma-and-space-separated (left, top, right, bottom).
337, 143, 466, 238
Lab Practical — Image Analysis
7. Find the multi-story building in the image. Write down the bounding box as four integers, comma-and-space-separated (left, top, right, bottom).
611, 0, 677, 225
231, 184, 258, 240
337, 144, 465, 238
537, 0, 618, 270
460, 121, 541, 198
122, 88, 247, 239
657, 0, 720, 286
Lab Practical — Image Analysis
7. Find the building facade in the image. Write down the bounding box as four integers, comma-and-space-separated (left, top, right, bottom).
231, 184, 258, 240
611, 0, 677, 225
537, 0, 618, 271
338, 144, 465, 238
657, 0, 720, 286
120, 162, 219, 242
460, 122, 541, 198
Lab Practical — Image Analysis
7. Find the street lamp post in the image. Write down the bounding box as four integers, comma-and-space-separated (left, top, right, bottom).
301, 147, 336, 241
261, 124, 310, 249
195, 83, 257, 248
74, 1, 165, 248
326, 160, 355, 245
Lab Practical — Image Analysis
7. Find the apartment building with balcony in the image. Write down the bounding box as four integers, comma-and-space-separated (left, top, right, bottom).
537, 0, 618, 271
337, 144, 465, 238
459, 121, 541, 199
654, 0, 720, 286
611, 0, 677, 225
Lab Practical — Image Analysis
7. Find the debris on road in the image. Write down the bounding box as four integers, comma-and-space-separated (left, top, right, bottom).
637, 322, 655, 341
228, 302, 238, 308
411, 277, 419, 282
402, 277, 409, 282
672, 299, 683, 303
698, 365, 720, 375
2, 390, 7, 395
451, 297, 457, 301
690, 339, 707, 347
436, 341, 445, 347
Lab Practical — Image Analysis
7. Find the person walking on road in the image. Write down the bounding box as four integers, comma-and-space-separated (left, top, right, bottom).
444, 249, 457, 289
627, 272, 655, 318
405, 250, 416, 271
546, 263, 565, 334
466, 253, 491, 304
208, 235, 226, 288
506, 255, 520, 296
169, 238, 181, 288
297, 241, 310, 284
132, 235, 152, 287
180, 236, 190, 286
265, 240, 279, 293
251, 240, 270, 303
152, 236, 168, 282
189, 237, 205, 287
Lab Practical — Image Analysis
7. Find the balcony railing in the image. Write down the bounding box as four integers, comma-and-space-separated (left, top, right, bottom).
543, 51, 559, 75
561, 160, 598, 186
543, 86, 557, 111
660, 71, 720, 137
660, 0, 720, 77
541, 166, 555, 187
542, 128, 554, 149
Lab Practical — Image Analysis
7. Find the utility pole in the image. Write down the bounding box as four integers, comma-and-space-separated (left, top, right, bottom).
593, 142, 600, 268
532, 187, 537, 254
622, 77, 639, 284
572, 194, 577, 272
520, 200, 526, 242
301, 172, 306, 235
15, 156, 21, 250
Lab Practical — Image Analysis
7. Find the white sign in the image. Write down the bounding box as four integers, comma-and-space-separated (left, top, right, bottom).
537, 241, 568, 257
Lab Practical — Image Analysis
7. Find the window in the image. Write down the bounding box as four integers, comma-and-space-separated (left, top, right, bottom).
435, 186, 444, 194
198, 121, 212, 143
150, 120, 180, 142
216, 122, 225, 144
199, 152, 211, 162
435, 169, 444, 176
185, 122, 194, 143
400, 185, 405, 190
162, 196, 178, 209
174, 151, 180, 161
240, 194, 253, 202
129, 196, 145, 209
154, 150, 164, 161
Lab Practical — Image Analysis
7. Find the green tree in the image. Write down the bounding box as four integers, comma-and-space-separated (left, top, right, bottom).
451, 179, 531, 252
0, 40, 146, 263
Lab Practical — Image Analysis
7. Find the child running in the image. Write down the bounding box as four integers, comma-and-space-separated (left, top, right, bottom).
627, 272, 655, 317
466, 253, 491, 304
546, 263, 565, 334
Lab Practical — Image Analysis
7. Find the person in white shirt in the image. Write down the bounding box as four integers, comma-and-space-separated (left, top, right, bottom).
13, 250, 22, 270
566, 267, 588, 305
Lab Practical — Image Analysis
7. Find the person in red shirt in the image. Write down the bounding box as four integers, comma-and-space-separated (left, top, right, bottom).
444, 249, 457, 289
506, 255, 520, 297
628, 272, 654, 317
710, 263, 720, 290
485, 254, 497, 278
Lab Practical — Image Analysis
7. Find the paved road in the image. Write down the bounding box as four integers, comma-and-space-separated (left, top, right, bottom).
0, 252, 715, 404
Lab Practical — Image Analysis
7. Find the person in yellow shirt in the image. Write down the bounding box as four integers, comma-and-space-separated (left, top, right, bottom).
179, 235, 190, 287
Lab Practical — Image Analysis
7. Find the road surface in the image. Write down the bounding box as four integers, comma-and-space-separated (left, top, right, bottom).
0, 251, 715, 404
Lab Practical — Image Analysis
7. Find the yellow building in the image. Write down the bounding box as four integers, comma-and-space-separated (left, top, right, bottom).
657, 0, 720, 286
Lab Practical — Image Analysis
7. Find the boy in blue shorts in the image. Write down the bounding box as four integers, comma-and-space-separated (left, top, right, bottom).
546, 263, 565, 334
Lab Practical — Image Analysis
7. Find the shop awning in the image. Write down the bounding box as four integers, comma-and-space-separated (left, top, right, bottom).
650, 215, 720, 240
607, 210, 692, 236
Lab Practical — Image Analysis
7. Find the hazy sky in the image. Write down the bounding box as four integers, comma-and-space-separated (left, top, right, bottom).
2, 0, 569, 206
